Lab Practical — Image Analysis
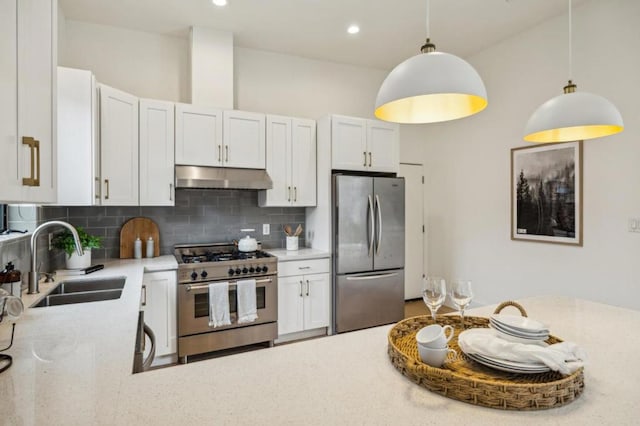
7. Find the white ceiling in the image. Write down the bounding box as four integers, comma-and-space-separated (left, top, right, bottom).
58, 0, 586, 70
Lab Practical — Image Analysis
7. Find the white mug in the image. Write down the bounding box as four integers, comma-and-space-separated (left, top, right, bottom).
418, 345, 457, 368
416, 324, 454, 348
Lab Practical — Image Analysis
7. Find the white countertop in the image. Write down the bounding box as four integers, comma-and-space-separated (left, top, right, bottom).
1, 277, 639, 424
265, 247, 330, 261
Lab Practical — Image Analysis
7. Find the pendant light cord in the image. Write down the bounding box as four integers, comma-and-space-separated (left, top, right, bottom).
568, 0, 573, 81
425, 0, 430, 39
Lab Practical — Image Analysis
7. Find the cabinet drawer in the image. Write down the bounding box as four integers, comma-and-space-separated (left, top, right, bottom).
279, 258, 330, 277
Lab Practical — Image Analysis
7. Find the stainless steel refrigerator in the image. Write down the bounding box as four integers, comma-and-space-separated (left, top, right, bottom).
332, 174, 405, 333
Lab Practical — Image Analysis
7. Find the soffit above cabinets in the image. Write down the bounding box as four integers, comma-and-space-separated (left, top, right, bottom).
59, 0, 586, 70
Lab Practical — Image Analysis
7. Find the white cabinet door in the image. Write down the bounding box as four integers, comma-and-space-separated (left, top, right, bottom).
367, 120, 399, 173
175, 103, 222, 167
261, 115, 292, 206
0, 0, 20, 202
17, 0, 56, 203
277, 275, 305, 335
303, 273, 330, 330
291, 118, 316, 207
99, 84, 139, 205
142, 271, 177, 358
140, 99, 175, 206
331, 115, 367, 171
57, 67, 99, 205
223, 110, 265, 169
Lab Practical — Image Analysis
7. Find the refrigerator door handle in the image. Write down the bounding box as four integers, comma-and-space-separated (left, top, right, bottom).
346, 272, 398, 281
367, 195, 375, 257
375, 194, 382, 255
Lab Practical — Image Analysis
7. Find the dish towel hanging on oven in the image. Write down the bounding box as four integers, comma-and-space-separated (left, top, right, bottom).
236, 279, 258, 324
208, 282, 231, 327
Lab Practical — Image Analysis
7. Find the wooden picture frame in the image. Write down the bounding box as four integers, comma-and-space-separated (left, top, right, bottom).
511, 141, 583, 246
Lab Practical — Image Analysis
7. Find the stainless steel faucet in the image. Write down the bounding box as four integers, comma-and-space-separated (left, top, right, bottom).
29, 221, 84, 294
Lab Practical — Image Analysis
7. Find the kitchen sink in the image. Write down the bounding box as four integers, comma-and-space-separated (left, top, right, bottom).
31, 276, 126, 308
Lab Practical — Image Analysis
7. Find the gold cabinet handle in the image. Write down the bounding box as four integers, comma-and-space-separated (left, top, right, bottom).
21, 136, 40, 186
368, 152, 372, 167
141, 285, 147, 306
95, 177, 101, 200
363, 151, 367, 167
294, 187, 297, 202
104, 179, 110, 200
169, 183, 173, 201
218, 145, 221, 162
306, 279, 310, 296
288, 186, 291, 202
225, 145, 229, 162
299, 280, 304, 297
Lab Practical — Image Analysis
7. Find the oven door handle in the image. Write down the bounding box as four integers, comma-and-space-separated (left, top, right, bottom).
186, 277, 273, 292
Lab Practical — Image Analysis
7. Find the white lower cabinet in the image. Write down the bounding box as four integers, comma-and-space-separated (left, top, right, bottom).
142, 271, 177, 360
277, 258, 330, 338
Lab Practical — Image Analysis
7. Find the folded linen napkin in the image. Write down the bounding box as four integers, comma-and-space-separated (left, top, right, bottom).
208, 282, 231, 328
236, 279, 258, 324
458, 328, 586, 375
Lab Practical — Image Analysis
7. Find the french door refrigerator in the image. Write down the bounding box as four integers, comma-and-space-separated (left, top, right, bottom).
332, 174, 405, 333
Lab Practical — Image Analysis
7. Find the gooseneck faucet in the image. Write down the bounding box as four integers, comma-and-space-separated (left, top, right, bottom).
29, 221, 84, 294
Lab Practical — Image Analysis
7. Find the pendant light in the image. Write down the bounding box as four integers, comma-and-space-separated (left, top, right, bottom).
524, 0, 623, 143
374, 0, 487, 124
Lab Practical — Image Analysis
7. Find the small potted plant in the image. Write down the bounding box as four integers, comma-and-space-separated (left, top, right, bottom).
53, 227, 102, 269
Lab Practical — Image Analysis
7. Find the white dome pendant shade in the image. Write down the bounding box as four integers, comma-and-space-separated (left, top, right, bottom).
523, 80, 624, 143
375, 39, 488, 124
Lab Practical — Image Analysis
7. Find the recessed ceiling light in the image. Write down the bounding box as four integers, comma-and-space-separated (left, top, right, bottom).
212, 0, 227, 6
347, 25, 360, 35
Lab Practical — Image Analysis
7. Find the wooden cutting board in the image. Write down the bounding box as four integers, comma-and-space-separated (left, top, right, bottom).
120, 217, 160, 258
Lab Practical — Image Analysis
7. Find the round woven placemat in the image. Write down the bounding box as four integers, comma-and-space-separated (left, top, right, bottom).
387, 301, 584, 410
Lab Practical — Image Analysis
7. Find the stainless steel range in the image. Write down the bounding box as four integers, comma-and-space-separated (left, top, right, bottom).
175, 242, 278, 363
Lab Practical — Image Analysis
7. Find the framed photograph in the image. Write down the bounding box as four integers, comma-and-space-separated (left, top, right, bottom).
511, 141, 583, 246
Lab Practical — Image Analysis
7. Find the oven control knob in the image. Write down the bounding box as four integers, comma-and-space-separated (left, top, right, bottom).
242, 267, 249, 274
190, 271, 198, 280
254, 266, 262, 273
235, 268, 242, 275
249, 267, 255, 273
228, 268, 235, 276
201, 270, 208, 279
262, 265, 269, 273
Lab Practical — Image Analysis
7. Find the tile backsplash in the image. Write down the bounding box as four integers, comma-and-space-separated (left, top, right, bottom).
42, 189, 306, 263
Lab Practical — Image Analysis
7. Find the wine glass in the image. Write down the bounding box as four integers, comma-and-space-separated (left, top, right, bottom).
422, 276, 446, 322
449, 280, 473, 328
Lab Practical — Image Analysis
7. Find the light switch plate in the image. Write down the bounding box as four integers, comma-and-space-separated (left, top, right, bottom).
263, 224, 270, 235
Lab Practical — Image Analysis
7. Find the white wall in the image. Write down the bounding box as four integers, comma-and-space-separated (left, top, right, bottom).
419, 0, 640, 309
61, 20, 189, 102
59, 20, 388, 119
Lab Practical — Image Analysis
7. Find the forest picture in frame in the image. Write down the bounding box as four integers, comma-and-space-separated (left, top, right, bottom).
511, 141, 583, 246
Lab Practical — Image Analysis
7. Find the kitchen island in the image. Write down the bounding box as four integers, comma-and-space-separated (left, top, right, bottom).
1, 264, 638, 425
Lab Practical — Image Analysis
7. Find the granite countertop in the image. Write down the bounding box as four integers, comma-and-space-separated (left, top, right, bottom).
2, 271, 639, 425
265, 248, 330, 261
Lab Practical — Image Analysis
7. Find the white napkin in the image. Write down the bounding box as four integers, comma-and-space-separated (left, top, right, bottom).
208, 282, 231, 328
458, 328, 586, 375
236, 279, 258, 324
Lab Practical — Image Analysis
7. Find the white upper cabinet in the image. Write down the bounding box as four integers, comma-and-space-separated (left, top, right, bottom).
139, 99, 175, 206
175, 103, 222, 166
99, 84, 139, 205
223, 110, 266, 169
259, 115, 316, 207
330, 115, 399, 173
0, 0, 57, 203
331, 115, 367, 172
366, 120, 399, 173
57, 67, 99, 205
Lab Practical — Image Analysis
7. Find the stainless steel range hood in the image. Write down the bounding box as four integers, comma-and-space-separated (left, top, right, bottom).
175, 166, 273, 190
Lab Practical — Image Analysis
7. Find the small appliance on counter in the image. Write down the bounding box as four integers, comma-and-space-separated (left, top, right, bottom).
0, 262, 22, 297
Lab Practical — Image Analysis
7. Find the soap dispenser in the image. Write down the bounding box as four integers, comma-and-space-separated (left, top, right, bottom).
134, 236, 142, 259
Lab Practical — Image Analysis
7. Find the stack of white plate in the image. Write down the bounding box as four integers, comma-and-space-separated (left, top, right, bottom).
489, 314, 549, 344
464, 352, 550, 374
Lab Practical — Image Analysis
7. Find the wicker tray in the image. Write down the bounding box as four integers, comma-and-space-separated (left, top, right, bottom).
388, 301, 584, 410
